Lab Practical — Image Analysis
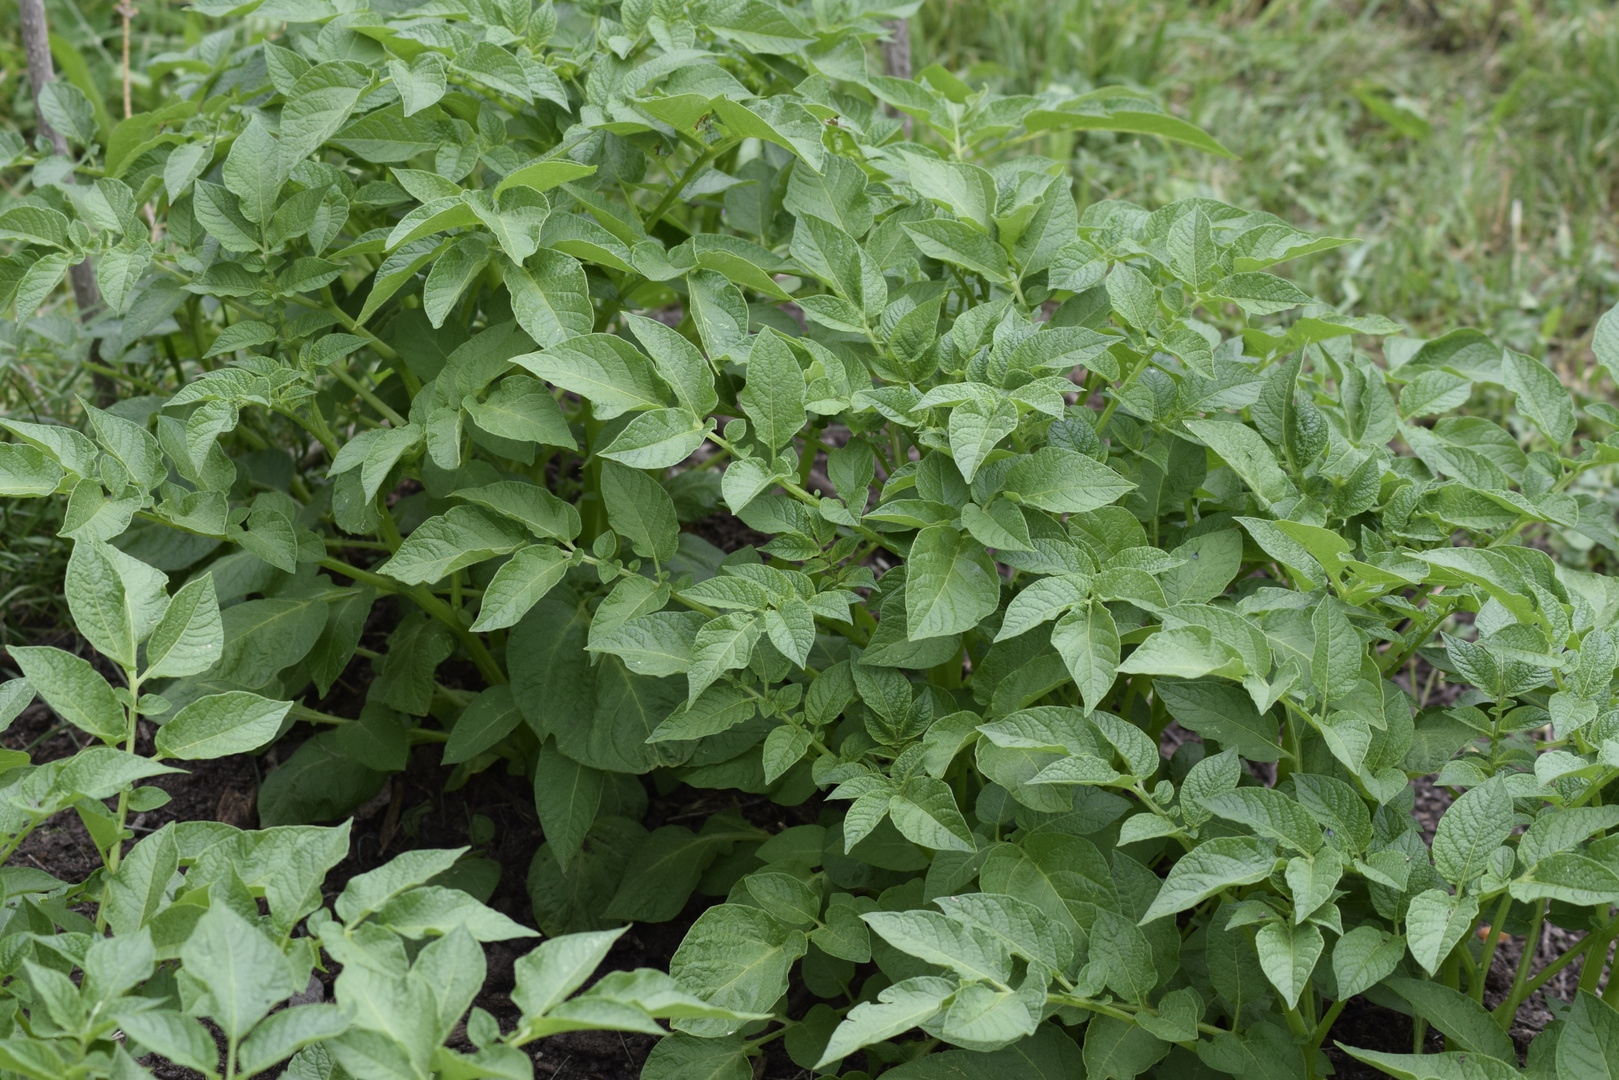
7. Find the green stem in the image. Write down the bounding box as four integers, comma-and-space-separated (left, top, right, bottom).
1474, 892, 1513, 1002
1308, 998, 1348, 1051
644, 143, 730, 231
1494, 899, 1546, 1029
96, 669, 141, 932
331, 363, 408, 427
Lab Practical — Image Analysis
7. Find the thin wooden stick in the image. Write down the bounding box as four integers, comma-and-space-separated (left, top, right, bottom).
118, 2, 137, 119
881, 17, 914, 139
17, 0, 114, 404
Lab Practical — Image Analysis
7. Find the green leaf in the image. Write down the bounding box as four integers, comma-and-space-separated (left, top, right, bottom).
458, 481, 581, 542
1005, 448, 1135, 513
109, 1009, 217, 1074
378, 506, 529, 585
338, 847, 469, 923
644, 1034, 752, 1080
1105, 264, 1158, 330
1387, 978, 1517, 1062
817, 976, 955, 1066
1503, 349, 1576, 446
889, 775, 975, 852
1050, 600, 1119, 714
1208, 272, 1315, 316
1404, 889, 1480, 976
1332, 925, 1405, 999
38, 81, 99, 146
512, 926, 625, 1022
904, 219, 1012, 283
223, 117, 282, 225
1560, 991, 1619, 1080
668, 904, 807, 1036
601, 462, 680, 564
624, 314, 718, 418
1183, 419, 1295, 508
1310, 600, 1361, 705
600, 409, 710, 469
1431, 777, 1513, 888
1141, 837, 1277, 924
1201, 787, 1321, 855
65, 540, 162, 670
471, 545, 570, 631
9, 645, 125, 741
863, 908, 1013, 984
388, 54, 447, 117
443, 686, 523, 764
906, 525, 1001, 641
236, 1006, 350, 1078
0, 442, 64, 495
949, 399, 1018, 483
1025, 93, 1234, 157
1255, 921, 1323, 1010
180, 904, 301, 1040
154, 691, 290, 759
278, 63, 368, 171
514, 333, 667, 419
1338, 1047, 1520, 1080
531, 740, 603, 874
496, 159, 596, 197
505, 250, 595, 348
739, 329, 806, 453
688, 614, 761, 702
785, 154, 874, 238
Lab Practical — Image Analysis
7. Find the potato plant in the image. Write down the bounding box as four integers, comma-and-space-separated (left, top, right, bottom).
4, 0, 1619, 1077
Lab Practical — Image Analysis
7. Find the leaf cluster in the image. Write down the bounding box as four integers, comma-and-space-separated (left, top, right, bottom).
4, 0, 1619, 1077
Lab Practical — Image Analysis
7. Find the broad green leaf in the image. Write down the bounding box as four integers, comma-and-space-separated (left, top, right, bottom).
378, 506, 529, 585
1004, 448, 1135, 514
531, 740, 603, 874
180, 904, 301, 1040
1431, 777, 1513, 888
513, 334, 667, 419
471, 545, 570, 631
1560, 991, 1619, 1080
505, 251, 595, 349
1255, 921, 1323, 1010
443, 685, 523, 764
1503, 349, 1576, 446
154, 691, 290, 759
1201, 787, 1321, 855
1386, 978, 1517, 1062
1050, 601, 1119, 714
1141, 837, 1277, 924
817, 976, 955, 1066
738, 329, 806, 453
904, 220, 1012, 283
601, 462, 680, 564
863, 909, 1014, 984
906, 525, 1001, 641
10, 645, 125, 741
669, 904, 807, 1036
1338, 1047, 1519, 1080
1404, 889, 1480, 976
1332, 925, 1405, 999
1184, 419, 1294, 508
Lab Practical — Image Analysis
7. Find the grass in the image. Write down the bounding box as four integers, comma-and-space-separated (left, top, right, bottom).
919, 0, 1619, 381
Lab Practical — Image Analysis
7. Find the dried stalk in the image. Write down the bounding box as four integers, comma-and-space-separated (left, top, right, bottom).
17, 0, 114, 405
882, 17, 914, 139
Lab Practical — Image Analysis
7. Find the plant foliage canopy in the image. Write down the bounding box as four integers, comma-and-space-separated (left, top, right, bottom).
3, 0, 1619, 1076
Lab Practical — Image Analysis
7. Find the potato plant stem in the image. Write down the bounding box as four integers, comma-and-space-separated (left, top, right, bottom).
1494, 899, 1546, 1029
1474, 891, 1513, 1002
